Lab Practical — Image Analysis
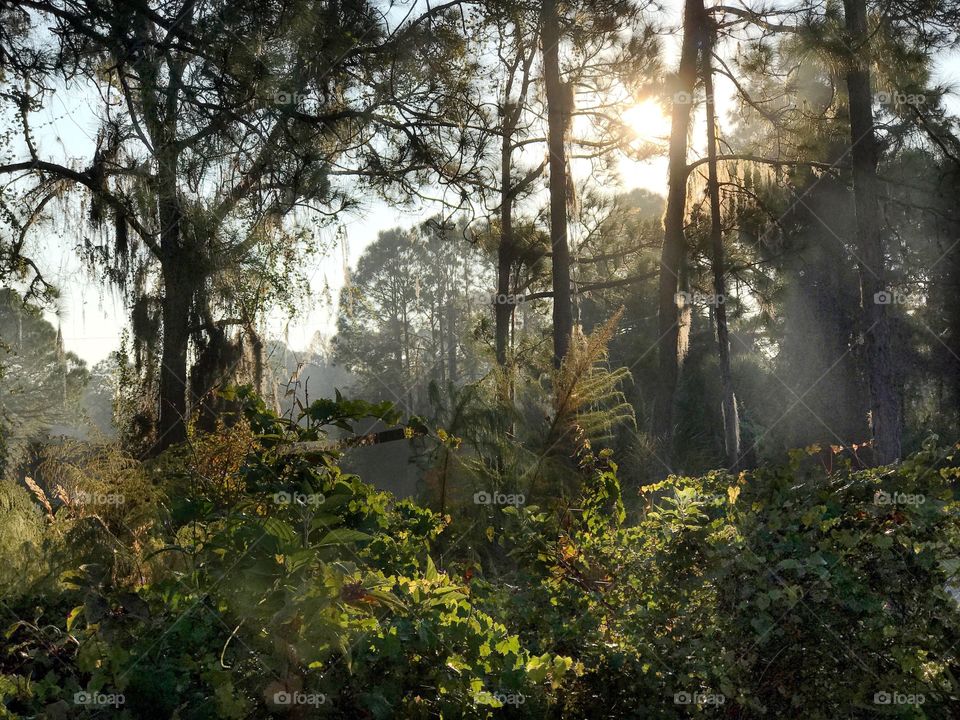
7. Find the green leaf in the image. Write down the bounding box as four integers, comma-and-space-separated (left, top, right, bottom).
262, 517, 297, 544
495, 636, 521, 656
286, 549, 315, 572
316, 528, 373, 546
425, 554, 439, 581
309, 514, 344, 530
526, 653, 551, 683
66, 605, 84, 632
364, 589, 407, 612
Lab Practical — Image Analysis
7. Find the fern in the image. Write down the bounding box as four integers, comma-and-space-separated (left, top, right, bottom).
423, 312, 635, 539
520, 310, 635, 493
544, 310, 635, 458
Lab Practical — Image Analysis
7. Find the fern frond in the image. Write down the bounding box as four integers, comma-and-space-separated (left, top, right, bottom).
545, 309, 635, 455
24, 477, 53, 520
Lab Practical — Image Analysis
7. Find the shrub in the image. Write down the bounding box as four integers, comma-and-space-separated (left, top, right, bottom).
470, 441, 960, 718
2, 388, 957, 719
0, 391, 571, 719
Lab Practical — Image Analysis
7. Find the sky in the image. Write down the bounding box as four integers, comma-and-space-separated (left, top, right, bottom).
14, 3, 960, 367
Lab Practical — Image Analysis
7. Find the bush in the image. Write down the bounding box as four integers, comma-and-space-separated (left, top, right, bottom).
468, 441, 960, 718
1, 389, 957, 718
0, 391, 571, 719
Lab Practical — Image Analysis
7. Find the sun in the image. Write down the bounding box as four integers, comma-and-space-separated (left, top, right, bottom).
617, 98, 672, 191
622, 98, 672, 145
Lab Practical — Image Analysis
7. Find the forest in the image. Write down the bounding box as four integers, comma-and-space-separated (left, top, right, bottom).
1, 0, 960, 717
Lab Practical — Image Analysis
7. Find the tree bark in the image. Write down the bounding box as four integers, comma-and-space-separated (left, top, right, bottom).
139, 32, 195, 454
541, 0, 573, 367
152, 97, 194, 453
652, 0, 701, 456
496, 111, 515, 367
703, 36, 741, 467
843, 0, 902, 464
447, 292, 458, 383
157, 249, 191, 452
437, 288, 446, 383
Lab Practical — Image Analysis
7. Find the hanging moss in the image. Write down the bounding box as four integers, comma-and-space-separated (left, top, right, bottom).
114, 209, 129, 261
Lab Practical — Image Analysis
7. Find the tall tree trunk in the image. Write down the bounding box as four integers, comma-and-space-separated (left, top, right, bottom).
652, 0, 701, 457
843, 0, 902, 464
402, 308, 414, 410
437, 294, 446, 384
541, 0, 573, 366
141, 39, 195, 454
496, 118, 514, 367
153, 129, 192, 453
157, 258, 191, 452
447, 296, 457, 383
250, 325, 264, 396
943, 234, 960, 431
703, 39, 740, 467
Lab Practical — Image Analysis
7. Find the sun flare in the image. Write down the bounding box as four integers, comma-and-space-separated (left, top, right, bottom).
623, 98, 672, 144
